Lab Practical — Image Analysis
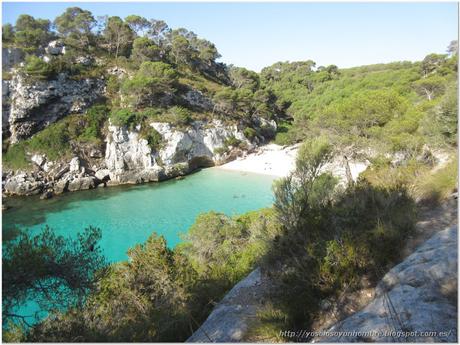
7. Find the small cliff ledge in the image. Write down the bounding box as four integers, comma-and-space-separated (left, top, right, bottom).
316, 226, 457, 343
186, 268, 274, 343
187, 226, 457, 343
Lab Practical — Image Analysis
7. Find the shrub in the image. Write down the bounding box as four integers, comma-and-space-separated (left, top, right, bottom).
243, 127, 256, 140
27, 122, 71, 160
2, 142, 30, 170
79, 104, 109, 141
166, 106, 191, 126
109, 108, 138, 128
24, 55, 53, 79
139, 126, 162, 151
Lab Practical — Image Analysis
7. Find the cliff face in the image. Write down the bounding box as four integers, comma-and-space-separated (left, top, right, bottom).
2, 119, 260, 196
2, 57, 278, 197
7, 73, 105, 143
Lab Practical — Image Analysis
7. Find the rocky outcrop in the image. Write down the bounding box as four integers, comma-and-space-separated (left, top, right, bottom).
187, 268, 274, 343
8, 73, 105, 142
151, 120, 252, 166
104, 123, 163, 184
316, 226, 457, 343
2, 118, 257, 196
2, 47, 24, 70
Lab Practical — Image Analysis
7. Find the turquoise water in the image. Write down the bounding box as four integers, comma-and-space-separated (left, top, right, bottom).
3, 168, 276, 262
3, 168, 276, 323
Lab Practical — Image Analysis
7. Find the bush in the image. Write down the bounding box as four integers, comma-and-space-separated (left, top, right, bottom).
165, 106, 191, 126
27, 122, 71, 160
413, 158, 458, 203
139, 126, 162, 151
243, 127, 256, 140
24, 55, 53, 79
120, 62, 178, 108
79, 104, 108, 141
109, 108, 138, 128
2, 142, 29, 170
258, 137, 416, 333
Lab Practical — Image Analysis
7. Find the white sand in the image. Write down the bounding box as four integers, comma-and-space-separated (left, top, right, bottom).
217, 144, 300, 177
217, 143, 370, 182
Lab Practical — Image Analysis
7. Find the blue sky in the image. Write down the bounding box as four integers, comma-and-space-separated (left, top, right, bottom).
2, 2, 458, 71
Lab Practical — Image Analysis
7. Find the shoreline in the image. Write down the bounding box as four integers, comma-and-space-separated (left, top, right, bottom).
216, 143, 300, 178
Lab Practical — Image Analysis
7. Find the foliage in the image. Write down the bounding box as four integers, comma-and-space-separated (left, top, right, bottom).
131, 36, 161, 64
2, 226, 106, 328
2, 141, 30, 170
139, 126, 163, 150
103, 16, 134, 59
413, 158, 458, 203
258, 137, 416, 334
23, 55, 53, 78
54, 7, 95, 49
13, 14, 51, 52
26, 121, 71, 160
79, 104, 109, 142
120, 61, 178, 108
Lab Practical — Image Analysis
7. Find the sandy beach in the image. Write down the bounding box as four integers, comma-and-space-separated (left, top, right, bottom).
217, 144, 300, 177
217, 143, 370, 183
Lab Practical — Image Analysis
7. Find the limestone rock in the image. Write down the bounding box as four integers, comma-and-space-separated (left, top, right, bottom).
95, 169, 110, 181
69, 157, 80, 172
182, 90, 213, 110
67, 176, 97, 192
31, 154, 46, 167
45, 40, 66, 55
2, 47, 24, 70
317, 226, 458, 343
187, 268, 273, 343
3, 173, 44, 196
8, 73, 104, 142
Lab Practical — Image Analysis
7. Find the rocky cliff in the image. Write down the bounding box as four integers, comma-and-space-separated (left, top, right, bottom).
316, 225, 457, 343
2, 117, 263, 197
7, 72, 105, 143
187, 225, 458, 343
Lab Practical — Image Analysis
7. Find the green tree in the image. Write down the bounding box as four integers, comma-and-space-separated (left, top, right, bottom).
120, 61, 178, 108
2, 226, 106, 328
23, 55, 53, 78
2, 23, 15, 44
125, 15, 150, 36
131, 37, 161, 64
103, 16, 134, 59
14, 15, 51, 52
228, 66, 260, 91
413, 75, 446, 101
54, 7, 96, 49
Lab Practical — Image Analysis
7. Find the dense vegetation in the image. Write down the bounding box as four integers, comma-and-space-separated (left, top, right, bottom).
2, 6, 458, 343
7, 135, 451, 342
2, 8, 282, 168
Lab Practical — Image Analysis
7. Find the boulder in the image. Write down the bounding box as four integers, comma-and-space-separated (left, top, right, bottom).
31, 154, 46, 167
54, 179, 69, 194
69, 157, 80, 172
95, 169, 110, 181
4, 174, 43, 196
45, 40, 66, 55
67, 176, 97, 192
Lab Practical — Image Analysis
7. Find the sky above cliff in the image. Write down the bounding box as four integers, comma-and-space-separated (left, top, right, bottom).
2, 2, 458, 71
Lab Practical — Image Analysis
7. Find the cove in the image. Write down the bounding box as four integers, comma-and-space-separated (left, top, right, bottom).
3, 168, 277, 262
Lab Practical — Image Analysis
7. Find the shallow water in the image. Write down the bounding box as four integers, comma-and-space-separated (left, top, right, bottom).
3, 168, 276, 262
